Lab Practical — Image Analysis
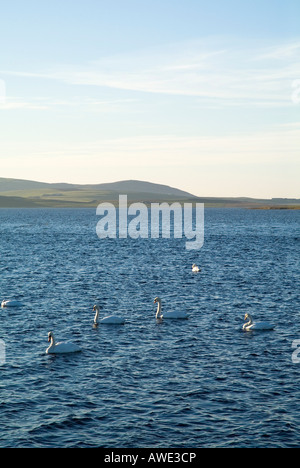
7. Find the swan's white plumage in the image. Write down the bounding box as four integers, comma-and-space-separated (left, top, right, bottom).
192, 264, 200, 273
154, 297, 188, 320
243, 313, 274, 331
93, 305, 125, 325
46, 332, 81, 354
1, 300, 23, 308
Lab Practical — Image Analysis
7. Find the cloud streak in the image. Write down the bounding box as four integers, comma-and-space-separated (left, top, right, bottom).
1, 38, 300, 107
1, 122, 298, 166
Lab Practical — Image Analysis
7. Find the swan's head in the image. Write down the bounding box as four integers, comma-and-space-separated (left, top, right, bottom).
48, 331, 54, 342
93, 304, 100, 311
244, 313, 252, 321
154, 297, 161, 304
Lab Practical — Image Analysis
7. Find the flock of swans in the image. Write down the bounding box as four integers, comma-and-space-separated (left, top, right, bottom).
1, 263, 275, 354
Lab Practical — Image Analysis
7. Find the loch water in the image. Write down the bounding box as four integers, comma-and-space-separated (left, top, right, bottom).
0, 207, 299, 448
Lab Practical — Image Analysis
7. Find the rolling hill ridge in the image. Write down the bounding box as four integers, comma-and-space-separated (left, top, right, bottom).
0, 178, 299, 208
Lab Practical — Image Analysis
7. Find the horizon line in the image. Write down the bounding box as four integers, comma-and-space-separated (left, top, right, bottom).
0, 176, 299, 201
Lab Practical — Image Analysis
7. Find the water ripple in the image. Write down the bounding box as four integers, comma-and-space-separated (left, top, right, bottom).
0, 208, 299, 447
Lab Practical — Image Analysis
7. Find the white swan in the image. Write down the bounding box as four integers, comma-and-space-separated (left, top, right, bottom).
46, 331, 81, 354
243, 313, 274, 331
154, 297, 188, 320
93, 304, 125, 325
192, 264, 201, 273
1, 300, 23, 308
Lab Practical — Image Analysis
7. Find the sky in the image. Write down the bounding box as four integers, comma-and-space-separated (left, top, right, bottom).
0, 0, 299, 198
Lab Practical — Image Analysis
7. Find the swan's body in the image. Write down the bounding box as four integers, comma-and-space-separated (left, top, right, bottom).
1, 300, 23, 308
154, 297, 188, 320
46, 332, 81, 354
243, 313, 274, 331
192, 264, 201, 273
93, 305, 125, 325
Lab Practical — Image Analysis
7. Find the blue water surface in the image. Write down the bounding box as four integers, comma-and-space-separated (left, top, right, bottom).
0, 207, 299, 448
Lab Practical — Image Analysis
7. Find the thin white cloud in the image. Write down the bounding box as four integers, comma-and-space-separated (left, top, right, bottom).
255, 42, 300, 60
0, 97, 49, 111
0, 95, 138, 112
1, 123, 298, 167
1, 38, 299, 107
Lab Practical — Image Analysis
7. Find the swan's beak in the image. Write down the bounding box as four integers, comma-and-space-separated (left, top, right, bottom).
48, 336, 51, 342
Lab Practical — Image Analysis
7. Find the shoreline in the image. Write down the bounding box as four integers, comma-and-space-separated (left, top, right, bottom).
0, 199, 299, 210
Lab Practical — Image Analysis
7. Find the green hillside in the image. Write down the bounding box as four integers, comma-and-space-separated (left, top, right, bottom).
0, 178, 299, 208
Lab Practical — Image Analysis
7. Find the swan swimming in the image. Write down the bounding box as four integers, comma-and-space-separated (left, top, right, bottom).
154, 297, 188, 320
243, 313, 274, 331
1, 300, 23, 308
93, 304, 125, 325
192, 264, 201, 273
46, 332, 81, 354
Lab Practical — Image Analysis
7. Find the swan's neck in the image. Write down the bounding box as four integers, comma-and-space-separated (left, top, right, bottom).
94, 307, 100, 324
156, 300, 162, 319
244, 315, 253, 329
48, 335, 56, 350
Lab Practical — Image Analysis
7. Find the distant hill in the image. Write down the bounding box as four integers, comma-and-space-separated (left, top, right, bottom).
0, 178, 299, 208
0, 178, 196, 207
0, 195, 39, 208
0, 178, 54, 192
86, 180, 195, 198
0, 178, 195, 197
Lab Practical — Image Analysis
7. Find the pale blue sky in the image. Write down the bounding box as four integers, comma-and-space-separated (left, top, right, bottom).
0, 0, 299, 197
